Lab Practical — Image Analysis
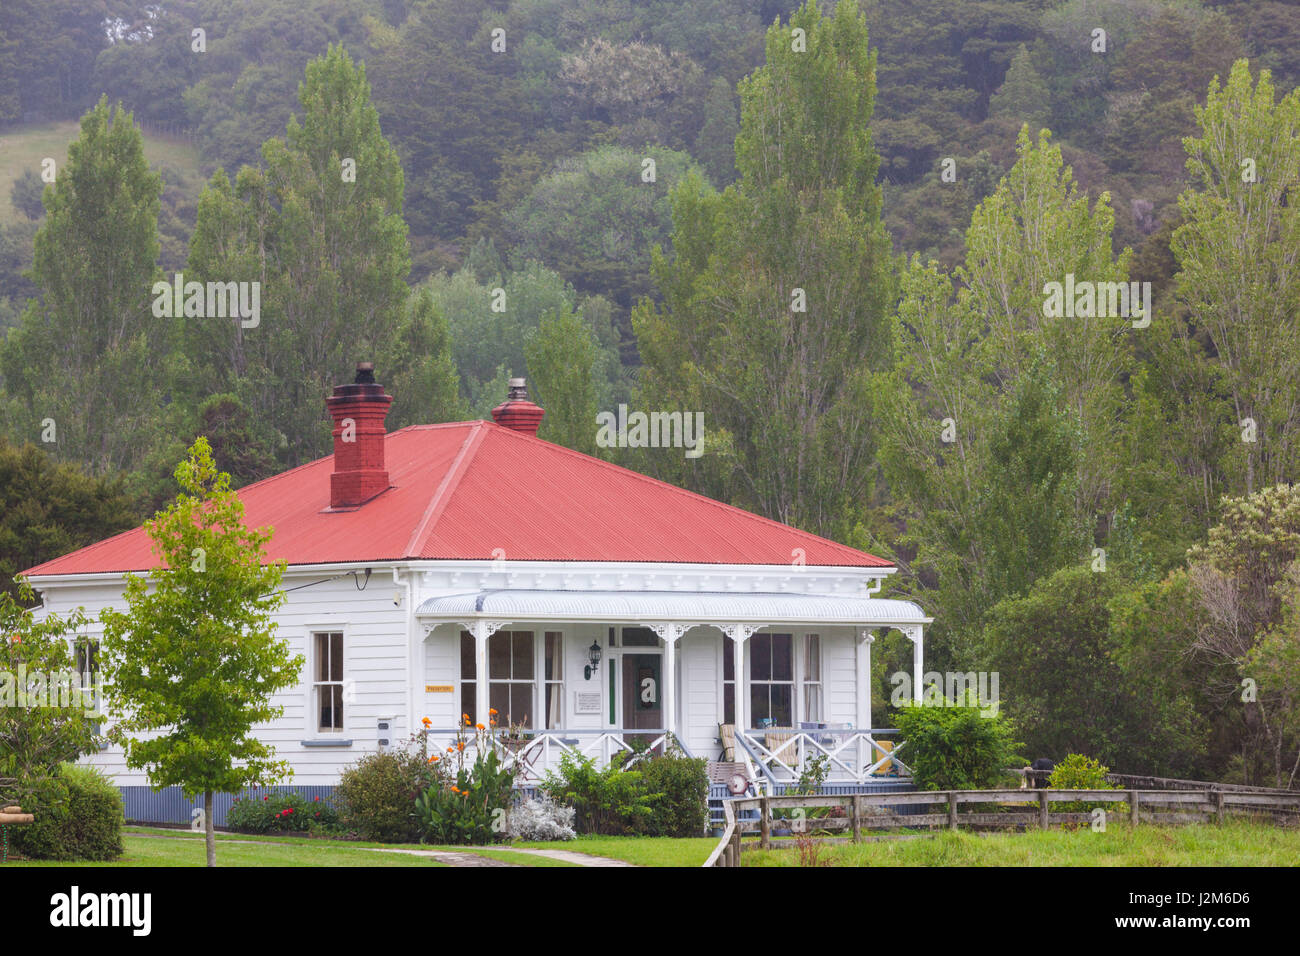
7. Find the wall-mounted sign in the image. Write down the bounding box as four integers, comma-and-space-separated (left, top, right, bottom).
574, 691, 601, 714
426, 684, 454, 693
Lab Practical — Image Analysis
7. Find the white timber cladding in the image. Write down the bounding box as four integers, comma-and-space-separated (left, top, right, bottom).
27, 559, 926, 786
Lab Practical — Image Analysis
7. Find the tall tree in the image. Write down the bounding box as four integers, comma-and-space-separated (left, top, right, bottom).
634, 0, 895, 539
989, 44, 1049, 131
186, 44, 412, 466
1171, 59, 1300, 496
1186, 483, 1300, 787
876, 128, 1129, 660
0, 96, 167, 476
100, 439, 301, 867
525, 308, 600, 456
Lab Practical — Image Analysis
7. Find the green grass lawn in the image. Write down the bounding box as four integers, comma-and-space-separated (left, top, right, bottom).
122, 826, 712, 866
515, 835, 717, 867
0, 120, 204, 225
5, 827, 709, 867
12, 833, 449, 867
742, 821, 1300, 866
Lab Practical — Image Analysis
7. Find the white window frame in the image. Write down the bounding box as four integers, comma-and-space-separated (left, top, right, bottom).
71, 631, 105, 733
458, 629, 569, 731
542, 630, 564, 730
749, 632, 795, 727
310, 629, 347, 736
801, 633, 823, 724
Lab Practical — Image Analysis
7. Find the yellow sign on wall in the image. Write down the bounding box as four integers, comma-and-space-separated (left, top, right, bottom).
426, 684, 454, 693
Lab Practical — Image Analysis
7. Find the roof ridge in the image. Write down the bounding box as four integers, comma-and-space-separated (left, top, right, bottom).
481, 424, 890, 565
402, 421, 488, 557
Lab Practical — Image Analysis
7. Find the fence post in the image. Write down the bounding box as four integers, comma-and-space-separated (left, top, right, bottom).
760, 796, 770, 850
852, 794, 863, 843
1129, 790, 1140, 827
949, 791, 959, 830
1214, 790, 1225, 825
1038, 789, 1049, 829
731, 817, 741, 865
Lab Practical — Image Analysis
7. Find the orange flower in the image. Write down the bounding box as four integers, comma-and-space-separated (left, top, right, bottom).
421, 717, 432, 727
446, 746, 454, 753
488, 708, 498, 716
427, 754, 439, 763
450, 785, 460, 794
462, 713, 470, 722
475, 723, 485, 730
489, 719, 497, 726
456, 740, 466, 751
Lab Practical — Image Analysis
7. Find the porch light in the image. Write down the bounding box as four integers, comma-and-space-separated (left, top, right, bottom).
584, 641, 602, 680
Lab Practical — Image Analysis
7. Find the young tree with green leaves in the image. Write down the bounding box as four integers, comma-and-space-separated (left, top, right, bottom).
0, 96, 167, 476
100, 439, 302, 867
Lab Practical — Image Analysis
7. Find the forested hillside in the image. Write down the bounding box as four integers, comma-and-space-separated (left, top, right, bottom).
2, 0, 1300, 786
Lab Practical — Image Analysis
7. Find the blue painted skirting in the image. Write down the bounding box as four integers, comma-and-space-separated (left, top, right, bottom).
123, 780, 920, 829
120, 785, 339, 827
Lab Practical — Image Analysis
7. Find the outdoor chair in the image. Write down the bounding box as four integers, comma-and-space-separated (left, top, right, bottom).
765, 729, 800, 771
718, 722, 736, 761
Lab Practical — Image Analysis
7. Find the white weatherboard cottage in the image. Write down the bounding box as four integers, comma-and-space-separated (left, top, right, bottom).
25, 369, 930, 821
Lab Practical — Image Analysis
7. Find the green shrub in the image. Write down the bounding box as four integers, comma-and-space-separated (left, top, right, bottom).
540, 750, 654, 835
540, 748, 708, 836
894, 696, 1024, 791
335, 738, 444, 842
1047, 753, 1124, 814
11, 764, 123, 861
414, 747, 516, 845
9, 776, 72, 860
227, 790, 340, 834
634, 752, 709, 837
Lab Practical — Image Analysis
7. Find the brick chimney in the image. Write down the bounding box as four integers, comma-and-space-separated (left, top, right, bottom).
491, 377, 545, 436
325, 362, 393, 509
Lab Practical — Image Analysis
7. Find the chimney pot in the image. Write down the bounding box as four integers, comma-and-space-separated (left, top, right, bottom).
492, 377, 545, 436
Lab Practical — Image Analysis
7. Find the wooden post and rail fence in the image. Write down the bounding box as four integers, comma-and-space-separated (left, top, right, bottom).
703, 786, 1300, 867
0, 804, 35, 864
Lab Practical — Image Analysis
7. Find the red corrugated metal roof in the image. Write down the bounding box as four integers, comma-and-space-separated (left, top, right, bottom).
23, 421, 893, 575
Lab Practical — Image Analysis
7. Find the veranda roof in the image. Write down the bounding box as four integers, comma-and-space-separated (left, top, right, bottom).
416, 590, 931, 627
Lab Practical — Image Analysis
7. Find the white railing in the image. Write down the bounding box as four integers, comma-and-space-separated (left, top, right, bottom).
422, 729, 684, 784
735, 728, 910, 787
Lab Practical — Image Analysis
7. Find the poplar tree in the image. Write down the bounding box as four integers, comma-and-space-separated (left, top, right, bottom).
186, 45, 414, 466
634, 0, 895, 539
525, 308, 601, 456
100, 439, 301, 868
1171, 59, 1300, 496
0, 96, 166, 475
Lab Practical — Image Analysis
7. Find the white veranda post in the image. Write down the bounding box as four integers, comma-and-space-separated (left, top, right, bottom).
857, 629, 874, 728
905, 624, 924, 703
650, 623, 688, 741
723, 624, 760, 731
469, 620, 509, 724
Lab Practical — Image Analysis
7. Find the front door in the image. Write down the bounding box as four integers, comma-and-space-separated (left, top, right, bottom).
622, 653, 662, 752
